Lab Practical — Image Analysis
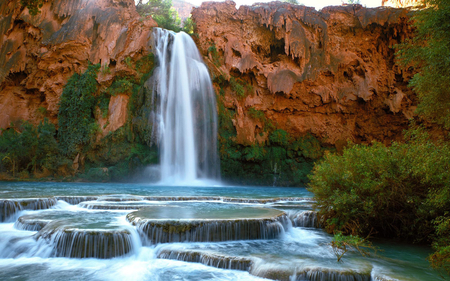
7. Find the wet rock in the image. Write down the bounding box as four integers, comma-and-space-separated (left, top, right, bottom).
127, 205, 289, 243
0, 198, 58, 222
157, 248, 253, 271
35, 224, 134, 258
292, 211, 319, 228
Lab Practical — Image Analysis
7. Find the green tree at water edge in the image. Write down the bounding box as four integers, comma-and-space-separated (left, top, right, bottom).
396, 0, 450, 128
0, 119, 59, 177
308, 126, 450, 273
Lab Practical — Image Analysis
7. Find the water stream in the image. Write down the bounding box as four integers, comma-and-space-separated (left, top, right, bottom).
150, 28, 220, 184
0, 182, 445, 281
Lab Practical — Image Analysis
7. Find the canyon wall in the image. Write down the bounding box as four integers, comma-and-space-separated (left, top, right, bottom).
0, 0, 419, 184
192, 1, 415, 147
0, 0, 156, 132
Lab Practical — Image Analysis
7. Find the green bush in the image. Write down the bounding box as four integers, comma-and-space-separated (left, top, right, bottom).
0, 119, 60, 177
308, 126, 450, 273
230, 77, 246, 99
269, 129, 291, 146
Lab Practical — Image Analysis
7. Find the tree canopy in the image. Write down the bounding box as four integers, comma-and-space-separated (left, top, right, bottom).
136, 0, 181, 32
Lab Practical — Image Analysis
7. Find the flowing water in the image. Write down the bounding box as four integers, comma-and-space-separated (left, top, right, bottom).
0, 182, 445, 281
150, 28, 220, 184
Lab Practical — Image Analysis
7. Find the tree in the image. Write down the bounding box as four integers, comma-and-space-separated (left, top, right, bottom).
396, 0, 450, 128
136, 0, 181, 32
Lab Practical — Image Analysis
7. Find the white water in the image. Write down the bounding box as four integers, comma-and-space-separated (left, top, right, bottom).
151, 28, 220, 184
0, 188, 444, 281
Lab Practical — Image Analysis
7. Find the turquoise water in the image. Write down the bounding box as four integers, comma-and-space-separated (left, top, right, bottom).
0, 182, 311, 199
0, 182, 447, 281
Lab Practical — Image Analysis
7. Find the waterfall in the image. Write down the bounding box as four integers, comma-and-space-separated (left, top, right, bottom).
151, 28, 220, 184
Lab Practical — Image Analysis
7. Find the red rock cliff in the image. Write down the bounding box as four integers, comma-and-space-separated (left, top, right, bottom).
192, 1, 416, 147
0, 0, 156, 129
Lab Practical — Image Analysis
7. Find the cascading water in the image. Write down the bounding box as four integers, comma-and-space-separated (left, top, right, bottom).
151, 28, 220, 184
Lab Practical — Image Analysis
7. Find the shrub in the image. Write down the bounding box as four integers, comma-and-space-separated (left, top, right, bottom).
0, 119, 59, 176
308, 126, 450, 272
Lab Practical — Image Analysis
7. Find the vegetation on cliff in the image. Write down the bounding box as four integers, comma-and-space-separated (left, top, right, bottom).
58, 64, 101, 158
396, 0, 450, 129
309, 0, 450, 273
19, 0, 43, 16
0, 54, 158, 182
215, 72, 333, 186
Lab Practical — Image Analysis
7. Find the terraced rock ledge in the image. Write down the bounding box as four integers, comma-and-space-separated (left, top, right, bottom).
126, 204, 289, 243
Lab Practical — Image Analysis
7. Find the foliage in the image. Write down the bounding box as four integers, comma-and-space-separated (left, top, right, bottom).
98, 92, 110, 119
248, 108, 264, 120
331, 232, 377, 262
58, 64, 100, 157
182, 17, 195, 34
0, 52, 156, 182
308, 125, 450, 272
107, 77, 134, 96
0, 119, 59, 177
20, 0, 43, 16
208, 43, 222, 67
101, 64, 111, 75
136, 0, 181, 32
429, 216, 450, 275
217, 100, 330, 186
36, 106, 47, 116
229, 77, 248, 99
136, 53, 156, 79
269, 129, 291, 146
395, 0, 450, 128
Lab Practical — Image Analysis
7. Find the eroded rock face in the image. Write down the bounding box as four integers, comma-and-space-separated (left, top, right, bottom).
0, 0, 157, 130
192, 1, 416, 146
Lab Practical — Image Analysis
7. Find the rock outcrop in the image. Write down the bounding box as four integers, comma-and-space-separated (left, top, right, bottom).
192, 1, 416, 146
173, 0, 195, 23
0, 0, 157, 130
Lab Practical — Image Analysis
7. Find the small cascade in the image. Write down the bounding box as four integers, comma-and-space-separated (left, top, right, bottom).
0, 198, 58, 222
129, 217, 288, 244
97, 195, 144, 202
35, 223, 134, 259
14, 216, 47, 231
0, 200, 22, 222
78, 202, 150, 210
127, 204, 289, 244
143, 196, 222, 202
292, 211, 319, 228
157, 248, 253, 271
150, 28, 220, 183
250, 265, 372, 281
293, 268, 372, 281
54, 196, 99, 205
